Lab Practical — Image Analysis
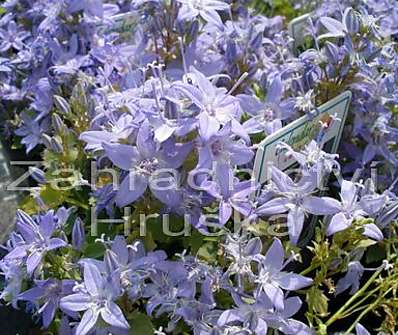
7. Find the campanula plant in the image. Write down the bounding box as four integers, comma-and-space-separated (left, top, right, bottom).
0, 0, 398, 334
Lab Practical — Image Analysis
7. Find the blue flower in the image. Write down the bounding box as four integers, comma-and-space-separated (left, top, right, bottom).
80, 114, 136, 151
203, 173, 254, 225
0, 21, 29, 52
239, 74, 293, 136
196, 115, 253, 170
253, 238, 312, 310
218, 292, 312, 334
143, 260, 195, 317
19, 279, 75, 328
174, 68, 242, 125
5, 210, 67, 276
257, 168, 340, 245
14, 113, 49, 153
177, 0, 229, 28
68, 0, 104, 18
103, 121, 192, 207
321, 179, 386, 239
60, 263, 130, 335
335, 261, 364, 295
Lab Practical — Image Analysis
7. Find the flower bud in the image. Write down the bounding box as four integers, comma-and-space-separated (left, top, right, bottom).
41, 134, 52, 149
323, 41, 339, 64
343, 8, 361, 35
54, 95, 71, 114
189, 20, 199, 40
50, 137, 63, 153
104, 249, 119, 274
29, 167, 46, 184
16, 209, 35, 226
250, 31, 262, 50
226, 40, 237, 63
72, 218, 85, 251
52, 114, 65, 134
33, 193, 47, 210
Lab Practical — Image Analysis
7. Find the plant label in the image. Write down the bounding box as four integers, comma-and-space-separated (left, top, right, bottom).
253, 91, 352, 185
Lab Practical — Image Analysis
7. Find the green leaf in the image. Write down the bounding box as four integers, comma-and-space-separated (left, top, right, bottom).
82, 241, 105, 259
40, 184, 68, 208
356, 238, 377, 249
214, 290, 235, 309
365, 244, 386, 264
197, 241, 218, 263
183, 228, 207, 254
143, 230, 157, 251
128, 311, 154, 335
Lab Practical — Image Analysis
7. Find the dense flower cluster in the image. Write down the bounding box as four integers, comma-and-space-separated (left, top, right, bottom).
0, 0, 398, 334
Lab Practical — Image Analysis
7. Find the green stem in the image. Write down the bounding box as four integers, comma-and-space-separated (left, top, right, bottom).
342, 287, 393, 335
342, 298, 381, 335
325, 268, 382, 327
65, 197, 89, 210
340, 304, 370, 319
340, 286, 380, 317
300, 263, 318, 276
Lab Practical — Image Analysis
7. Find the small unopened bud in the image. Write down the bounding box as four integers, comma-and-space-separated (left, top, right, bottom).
50, 137, 63, 153
189, 20, 199, 40
324, 41, 339, 64
226, 40, 237, 63
41, 134, 52, 149
104, 249, 119, 273
16, 209, 34, 226
343, 8, 361, 35
29, 167, 46, 184
72, 218, 85, 251
54, 95, 71, 114
52, 114, 65, 134
33, 192, 47, 210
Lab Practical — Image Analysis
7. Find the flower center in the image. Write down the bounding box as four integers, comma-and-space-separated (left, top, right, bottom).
137, 158, 159, 174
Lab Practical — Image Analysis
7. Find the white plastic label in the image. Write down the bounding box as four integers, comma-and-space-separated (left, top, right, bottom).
253, 91, 352, 185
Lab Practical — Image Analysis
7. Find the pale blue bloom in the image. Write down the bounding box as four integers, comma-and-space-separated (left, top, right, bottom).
60, 263, 130, 335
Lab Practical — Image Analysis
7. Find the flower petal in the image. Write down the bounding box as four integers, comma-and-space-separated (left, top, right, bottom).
254, 318, 268, 335
263, 238, 284, 271
83, 263, 103, 297
101, 301, 130, 329
27, 250, 43, 275
287, 206, 305, 245
219, 200, 232, 225
115, 172, 148, 207
60, 293, 91, 312
327, 213, 352, 236
363, 223, 383, 241
277, 273, 312, 291
245, 237, 262, 256
103, 143, 139, 170
256, 197, 289, 216
76, 308, 99, 335
340, 180, 357, 205
302, 196, 341, 215
199, 112, 220, 141
355, 323, 371, 335
47, 238, 67, 250
263, 282, 284, 311
217, 309, 242, 326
